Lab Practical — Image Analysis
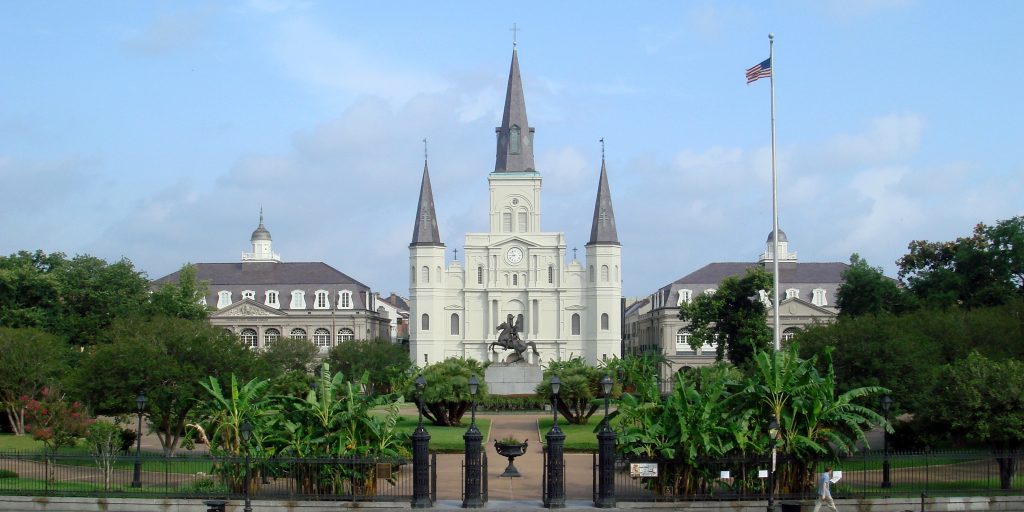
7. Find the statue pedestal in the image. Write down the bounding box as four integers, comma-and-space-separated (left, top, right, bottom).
485, 363, 543, 396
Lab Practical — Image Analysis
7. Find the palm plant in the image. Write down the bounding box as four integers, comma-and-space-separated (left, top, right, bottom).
196, 374, 272, 492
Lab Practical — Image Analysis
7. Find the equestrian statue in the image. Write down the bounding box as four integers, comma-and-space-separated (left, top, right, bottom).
489, 314, 539, 364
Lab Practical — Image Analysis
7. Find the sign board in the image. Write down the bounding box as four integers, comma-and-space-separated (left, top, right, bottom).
630, 463, 658, 478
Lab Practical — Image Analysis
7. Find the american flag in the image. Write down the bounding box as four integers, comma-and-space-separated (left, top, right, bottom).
746, 58, 771, 84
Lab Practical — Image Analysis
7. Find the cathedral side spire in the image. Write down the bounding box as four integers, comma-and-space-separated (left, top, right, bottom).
494, 47, 536, 173
587, 153, 619, 245
410, 160, 444, 247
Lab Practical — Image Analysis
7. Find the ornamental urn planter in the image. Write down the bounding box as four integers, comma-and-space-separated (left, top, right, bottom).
493, 438, 529, 477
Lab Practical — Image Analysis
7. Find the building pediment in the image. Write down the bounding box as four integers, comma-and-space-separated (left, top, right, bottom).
491, 236, 543, 248
769, 297, 835, 317
211, 299, 287, 318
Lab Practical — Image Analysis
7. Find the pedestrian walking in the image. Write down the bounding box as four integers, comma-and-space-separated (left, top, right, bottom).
813, 466, 838, 512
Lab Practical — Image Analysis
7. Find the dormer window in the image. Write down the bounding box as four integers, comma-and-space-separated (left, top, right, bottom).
509, 125, 521, 154
198, 296, 207, 306
314, 290, 329, 309
217, 291, 232, 309
704, 288, 717, 296
338, 290, 353, 309
242, 290, 255, 301
677, 289, 693, 306
812, 288, 828, 307
265, 290, 279, 309
785, 288, 800, 300
290, 290, 306, 309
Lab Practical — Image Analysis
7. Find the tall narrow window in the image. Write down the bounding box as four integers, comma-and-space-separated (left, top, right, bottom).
421, 266, 429, 284
265, 290, 280, 308
512, 274, 518, 286
675, 329, 691, 354
517, 314, 525, 334
314, 290, 329, 309
571, 313, 581, 336
421, 314, 430, 331
313, 328, 331, 348
338, 290, 352, 309
509, 125, 521, 154
217, 291, 232, 309
477, 265, 484, 285
290, 290, 306, 309
589, 266, 595, 282
677, 289, 693, 306
450, 313, 460, 335
502, 212, 513, 232
548, 265, 553, 284
601, 265, 609, 282
601, 313, 609, 330
518, 211, 528, 232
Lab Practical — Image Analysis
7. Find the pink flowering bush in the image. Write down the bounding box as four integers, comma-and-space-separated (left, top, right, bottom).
20, 387, 93, 453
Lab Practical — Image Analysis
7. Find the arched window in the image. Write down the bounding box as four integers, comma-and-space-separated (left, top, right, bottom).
517, 314, 525, 333
571, 313, 581, 336
782, 327, 799, 343
263, 328, 280, 346
548, 265, 554, 284
601, 313, 609, 330
314, 290, 329, 309
338, 290, 352, 309
421, 266, 429, 284
512, 274, 518, 286
217, 291, 232, 309
290, 290, 306, 309
421, 314, 430, 331
509, 125, 521, 154
518, 211, 528, 232
242, 290, 255, 301
477, 265, 484, 285
601, 265, 609, 282
289, 328, 306, 340
313, 328, 331, 348
451, 313, 460, 335
239, 328, 258, 349
265, 290, 279, 308
338, 328, 354, 342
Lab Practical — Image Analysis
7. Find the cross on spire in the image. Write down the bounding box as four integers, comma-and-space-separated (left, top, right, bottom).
599, 138, 605, 161
510, 23, 520, 47
573, 247, 578, 260
423, 138, 428, 162
453, 248, 458, 261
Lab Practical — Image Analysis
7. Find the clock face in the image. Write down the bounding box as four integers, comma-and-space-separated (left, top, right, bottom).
506, 247, 524, 264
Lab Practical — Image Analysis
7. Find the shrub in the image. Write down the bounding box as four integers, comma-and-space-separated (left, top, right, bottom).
0, 469, 17, 479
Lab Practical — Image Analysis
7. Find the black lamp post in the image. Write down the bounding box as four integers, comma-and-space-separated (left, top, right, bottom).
463, 375, 483, 508
545, 376, 565, 508
767, 418, 780, 512
131, 392, 146, 488
411, 375, 431, 508
881, 395, 893, 488
595, 375, 616, 508
240, 421, 253, 512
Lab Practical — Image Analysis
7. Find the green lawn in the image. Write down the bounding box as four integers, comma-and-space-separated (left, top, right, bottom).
395, 415, 491, 453
0, 434, 44, 451
536, 415, 612, 452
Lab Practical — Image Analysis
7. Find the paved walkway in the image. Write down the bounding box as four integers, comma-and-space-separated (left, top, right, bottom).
433, 413, 595, 503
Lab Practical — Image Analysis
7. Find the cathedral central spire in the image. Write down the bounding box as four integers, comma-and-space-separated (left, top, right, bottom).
494, 47, 536, 173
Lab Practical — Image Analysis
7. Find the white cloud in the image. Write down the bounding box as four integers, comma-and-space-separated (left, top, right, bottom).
122, 7, 214, 56
824, 113, 924, 166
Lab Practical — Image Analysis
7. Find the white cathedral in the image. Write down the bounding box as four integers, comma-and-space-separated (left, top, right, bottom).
409, 47, 623, 367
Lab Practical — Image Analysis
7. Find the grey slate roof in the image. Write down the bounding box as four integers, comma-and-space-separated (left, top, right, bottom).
410, 161, 443, 247
588, 158, 619, 245
494, 47, 536, 173
152, 261, 374, 310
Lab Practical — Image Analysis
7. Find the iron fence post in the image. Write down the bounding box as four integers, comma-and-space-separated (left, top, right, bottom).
545, 416, 566, 507
411, 424, 431, 507
462, 403, 483, 507
596, 421, 616, 507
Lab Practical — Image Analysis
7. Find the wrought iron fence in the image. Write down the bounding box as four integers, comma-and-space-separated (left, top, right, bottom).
0, 450, 413, 502
608, 450, 1023, 502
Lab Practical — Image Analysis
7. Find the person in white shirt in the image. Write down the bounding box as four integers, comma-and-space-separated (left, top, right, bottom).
813, 466, 838, 512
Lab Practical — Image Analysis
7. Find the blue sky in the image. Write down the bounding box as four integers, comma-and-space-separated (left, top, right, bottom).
2, 1, 1022, 298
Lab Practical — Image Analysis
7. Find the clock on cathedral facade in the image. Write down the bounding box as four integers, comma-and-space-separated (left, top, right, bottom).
408, 46, 622, 367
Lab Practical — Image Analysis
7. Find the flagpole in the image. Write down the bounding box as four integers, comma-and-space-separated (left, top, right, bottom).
769, 33, 781, 352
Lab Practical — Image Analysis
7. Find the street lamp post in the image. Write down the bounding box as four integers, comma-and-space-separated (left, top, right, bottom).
411, 375, 431, 508
131, 392, 146, 488
240, 421, 253, 512
545, 376, 565, 508
463, 375, 483, 508
595, 375, 616, 508
881, 395, 893, 488
767, 418, 780, 512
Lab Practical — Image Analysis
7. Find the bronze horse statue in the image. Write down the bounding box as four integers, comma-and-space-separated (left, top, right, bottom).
489, 314, 539, 363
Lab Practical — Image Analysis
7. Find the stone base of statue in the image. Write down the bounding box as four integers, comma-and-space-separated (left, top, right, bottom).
485, 360, 543, 396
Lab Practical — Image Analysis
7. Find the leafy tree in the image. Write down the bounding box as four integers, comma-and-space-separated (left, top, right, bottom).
409, 358, 488, 426
536, 357, 613, 425
0, 250, 65, 329
0, 327, 71, 434
919, 352, 1024, 489
21, 387, 94, 482
898, 216, 1024, 309
73, 316, 260, 455
260, 336, 321, 374
86, 419, 125, 490
146, 263, 209, 320
326, 339, 412, 395
602, 353, 668, 402
679, 267, 773, 367
836, 254, 914, 317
